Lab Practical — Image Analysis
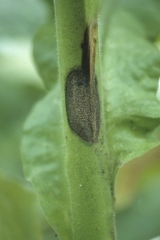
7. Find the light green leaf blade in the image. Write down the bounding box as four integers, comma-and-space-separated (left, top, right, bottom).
22, 85, 72, 240
103, 8, 160, 164
0, 173, 41, 240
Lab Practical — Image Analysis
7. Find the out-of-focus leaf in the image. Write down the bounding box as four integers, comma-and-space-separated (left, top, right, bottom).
0, 0, 50, 39
0, 173, 41, 240
0, 79, 45, 177
116, 175, 160, 240
115, 145, 160, 210
33, 23, 58, 90
103, 6, 160, 164
119, 0, 160, 39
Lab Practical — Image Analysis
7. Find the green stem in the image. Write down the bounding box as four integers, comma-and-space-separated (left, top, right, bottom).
54, 0, 116, 239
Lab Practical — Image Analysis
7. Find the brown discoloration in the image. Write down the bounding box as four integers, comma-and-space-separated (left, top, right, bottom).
89, 20, 97, 88
65, 68, 99, 143
65, 22, 100, 143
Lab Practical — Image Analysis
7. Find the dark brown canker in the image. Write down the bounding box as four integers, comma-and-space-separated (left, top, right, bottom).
65, 25, 100, 143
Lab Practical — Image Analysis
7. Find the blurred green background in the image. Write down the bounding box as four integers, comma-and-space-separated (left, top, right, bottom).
0, 0, 160, 239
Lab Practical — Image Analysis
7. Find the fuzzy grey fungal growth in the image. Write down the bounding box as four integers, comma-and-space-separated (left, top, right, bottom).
65, 68, 100, 143
65, 26, 100, 143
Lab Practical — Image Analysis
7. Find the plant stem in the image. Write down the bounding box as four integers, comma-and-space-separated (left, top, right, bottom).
54, 0, 116, 239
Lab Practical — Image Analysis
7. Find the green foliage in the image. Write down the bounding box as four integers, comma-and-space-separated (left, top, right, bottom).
0, 0, 49, 38
33, 23, 58, 90
1, 0, 160, 239
117, 174, 160, 240
0, 78, 56, 240
0, 0, 56, 239
21, 1, 160, 239
103, 8, 160, 164
0, 174, 41, 240
22, 87, 72, 239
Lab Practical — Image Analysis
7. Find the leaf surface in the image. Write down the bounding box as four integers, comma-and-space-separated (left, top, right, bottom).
0, 174, 41, 240
22, 86, 72, 239
103, 8, 160, 164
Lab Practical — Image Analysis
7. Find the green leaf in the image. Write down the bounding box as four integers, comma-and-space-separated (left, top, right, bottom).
119, 0, 160, 40
33, 23, 58, 90
0, 79, 44, 177
117, 175, 160, 240
0, 0, 50, 39
22, 85, 72, 240
0, 173, 41, 240
103, 8, 160, 164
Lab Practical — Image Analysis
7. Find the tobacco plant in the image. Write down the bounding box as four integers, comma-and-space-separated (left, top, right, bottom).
22, 0, 160, 239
